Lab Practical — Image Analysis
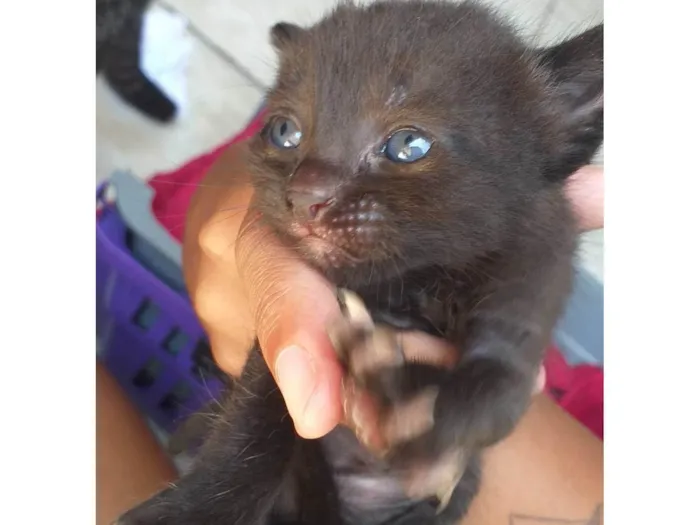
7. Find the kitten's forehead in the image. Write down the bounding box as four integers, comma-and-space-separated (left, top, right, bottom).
309, 3, 521, 79
270, 1, 533, 158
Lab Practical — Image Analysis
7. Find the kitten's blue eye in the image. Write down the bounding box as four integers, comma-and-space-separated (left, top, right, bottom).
383, 129, 432, 163
269, 117, 302, 149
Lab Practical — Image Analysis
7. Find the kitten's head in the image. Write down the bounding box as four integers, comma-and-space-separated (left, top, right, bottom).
248, 0, 603, 287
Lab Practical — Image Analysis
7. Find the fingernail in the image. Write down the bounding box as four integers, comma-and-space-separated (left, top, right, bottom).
275, 345, 320, 434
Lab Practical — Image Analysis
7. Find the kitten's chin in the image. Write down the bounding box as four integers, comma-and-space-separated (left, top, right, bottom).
281, 220, 361, 271
297, 236, 359, 271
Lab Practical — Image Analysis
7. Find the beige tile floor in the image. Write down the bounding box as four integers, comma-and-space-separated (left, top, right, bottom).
96, 0, 603, 279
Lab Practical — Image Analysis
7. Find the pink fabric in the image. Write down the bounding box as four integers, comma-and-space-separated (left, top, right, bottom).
543, 347, 604, 439
149, 112, 265, 242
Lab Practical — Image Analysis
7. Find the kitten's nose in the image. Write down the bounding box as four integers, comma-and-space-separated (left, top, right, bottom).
286, 189, 334, 220
286, 160, 337, 220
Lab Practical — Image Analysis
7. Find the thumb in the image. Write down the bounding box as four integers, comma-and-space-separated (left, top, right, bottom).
236, 211, 343, 439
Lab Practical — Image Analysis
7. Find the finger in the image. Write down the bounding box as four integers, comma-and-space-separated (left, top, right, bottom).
236, 209, 343, 439
566, 165, 604, 231
187, 252, 255, 376
397, 331, 459, 368
342, 378, 386, 451
182, 144, 258, 375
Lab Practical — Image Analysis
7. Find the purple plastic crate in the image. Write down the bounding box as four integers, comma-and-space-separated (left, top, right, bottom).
97, 182, 225, 432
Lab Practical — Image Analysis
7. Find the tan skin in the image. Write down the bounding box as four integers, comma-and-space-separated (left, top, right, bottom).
96, 141, 604, 524
96, 362, 178, 525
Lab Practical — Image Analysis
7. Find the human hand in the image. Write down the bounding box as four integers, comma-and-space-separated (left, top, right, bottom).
183, 144, 603, 439
183, 142, 343, 439
566, 164, 604, 231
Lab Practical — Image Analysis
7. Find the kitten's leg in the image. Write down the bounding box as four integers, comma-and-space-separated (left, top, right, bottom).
115, 347, 298, 525
103, 12, 177, 123
335, 261, 571, 512
330, 296, 479, 523
333, 326, 479, 515
385, 256, 574, 491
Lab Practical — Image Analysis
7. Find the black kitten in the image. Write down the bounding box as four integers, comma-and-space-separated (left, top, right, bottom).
97, 0, 177, 122
118, 1, 603, 524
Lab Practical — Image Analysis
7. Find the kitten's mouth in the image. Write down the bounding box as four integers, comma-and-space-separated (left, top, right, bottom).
288, 222, 313, 239
303, 237, 360, 268
287, 221, 362, 268
282, 196, 388, 269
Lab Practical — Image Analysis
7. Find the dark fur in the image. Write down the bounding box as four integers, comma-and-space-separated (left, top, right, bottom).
118, 1, 603, 523
97, 0, 177, 122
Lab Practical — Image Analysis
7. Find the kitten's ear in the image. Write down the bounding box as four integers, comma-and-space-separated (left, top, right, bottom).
538, 24, 603, 181
270, 22, 305, 52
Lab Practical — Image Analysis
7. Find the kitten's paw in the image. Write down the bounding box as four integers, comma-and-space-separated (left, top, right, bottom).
329, 290, 466, 505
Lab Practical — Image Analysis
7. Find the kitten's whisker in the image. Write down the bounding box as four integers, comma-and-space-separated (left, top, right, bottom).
198, 367, 225, 412
151, 205, 249, 221
207, 210, 250, 228
149, 179, 243, 189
